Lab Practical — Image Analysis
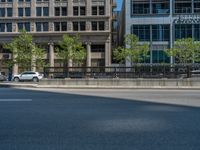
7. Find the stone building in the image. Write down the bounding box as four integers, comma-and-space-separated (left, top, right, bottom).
0, 0, 116, 74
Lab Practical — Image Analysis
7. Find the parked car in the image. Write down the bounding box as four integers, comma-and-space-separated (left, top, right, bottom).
0, 72, 7, 81
13, 71, 43, 82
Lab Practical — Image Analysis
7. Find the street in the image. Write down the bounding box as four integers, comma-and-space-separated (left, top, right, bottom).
0, 88, 200, 150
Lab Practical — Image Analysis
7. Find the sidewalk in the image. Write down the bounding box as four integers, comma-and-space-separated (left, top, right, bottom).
1, 80, 200, 89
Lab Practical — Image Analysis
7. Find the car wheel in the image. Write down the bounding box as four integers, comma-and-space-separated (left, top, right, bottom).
32, 77, 39, 82
14, 77, 19, 82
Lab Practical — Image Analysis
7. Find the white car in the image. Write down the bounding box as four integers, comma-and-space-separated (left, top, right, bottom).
13, 71, 43, 82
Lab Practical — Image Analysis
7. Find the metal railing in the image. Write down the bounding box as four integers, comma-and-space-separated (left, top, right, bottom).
43, 64, 200, 79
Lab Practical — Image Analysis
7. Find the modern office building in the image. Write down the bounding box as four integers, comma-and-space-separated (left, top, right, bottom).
120, 0, 200, 66
0, 0, 116, 74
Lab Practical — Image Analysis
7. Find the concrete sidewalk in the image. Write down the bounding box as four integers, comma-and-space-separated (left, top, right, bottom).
1, 78, 200, 89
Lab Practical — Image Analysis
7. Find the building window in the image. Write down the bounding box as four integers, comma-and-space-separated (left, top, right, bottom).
73, 21, 86, 31
18, 22, 30, 32
92, 6, 97, 15
175, 24, 192, 39
37, 0, 49, 1
36, 22, 42, 31
36, 7, 48, 16
99, 6, 105, 15
80, 6, 86, 16
55, 7, 67, 16
61, 22, 67, 31
131, 0, 150, 15
18, 7, 31, 17
194, 0, 200, 13
73, 6, 86, 16
36, 7, 42, 16
152, 50, 170, 63
194, 24, 200, 40
6, 23, 12, 32
43, 7, 49, 16
73, 6, 79, 16
132, 25, 150, 41
152, 25, 170, 41
25, 7, 31, 16
7, 8, 13, 17
92, 21, 105, 31
0, 8, 5, 17
18, 0, 31, 2
152, 0, 170, 14
36, 22, 48, 32
92, 6, 105, 15
91, 45, 105, 52
18, 8, 23, 17
174, 0, 192, 14
43, 22, 49, 31
92, 21, 97, 30
54, 22, 60, 31
0, 0, 13, 2
99, 21, 105, 30
55, 7, 60, 16
73, 22, 78, 31
25, 22, 30, 31
0, 23, 5, 32
80, 22, 86, 31
62, 7, 67, 16
54, 22, 67, 31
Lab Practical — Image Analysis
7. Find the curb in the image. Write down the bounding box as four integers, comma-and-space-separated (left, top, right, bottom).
1, 83, 200, 89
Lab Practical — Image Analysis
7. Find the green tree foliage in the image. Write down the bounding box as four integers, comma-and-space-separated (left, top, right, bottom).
114, 34, 149, 65
56, 34, 86, 66
167, 38, 200, 64
3, 30, 45, 71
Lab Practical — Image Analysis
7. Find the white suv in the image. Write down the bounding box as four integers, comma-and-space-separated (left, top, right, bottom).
13, 71, 43, 82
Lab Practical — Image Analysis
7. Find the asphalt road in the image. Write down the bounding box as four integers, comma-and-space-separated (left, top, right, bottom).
0, 88, 200, 150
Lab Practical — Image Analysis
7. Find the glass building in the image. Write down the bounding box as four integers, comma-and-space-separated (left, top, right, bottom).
120, 0, 200, 65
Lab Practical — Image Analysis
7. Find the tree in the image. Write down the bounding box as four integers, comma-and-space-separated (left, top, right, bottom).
3, 30, 45, 71
56, 34, 86, 67
114, 34, 149, 65
167, 38, 200, 64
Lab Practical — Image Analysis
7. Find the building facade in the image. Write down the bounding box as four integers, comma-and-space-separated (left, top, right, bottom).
121, 0, 200, 66
0, 0, 115, 74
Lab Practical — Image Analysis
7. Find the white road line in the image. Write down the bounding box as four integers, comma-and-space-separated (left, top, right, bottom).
0, 99, 32, 102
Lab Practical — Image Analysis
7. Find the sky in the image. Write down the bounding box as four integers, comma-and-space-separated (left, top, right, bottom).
116, 0, 122, 11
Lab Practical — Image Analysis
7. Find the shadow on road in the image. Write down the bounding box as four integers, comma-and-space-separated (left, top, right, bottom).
0, 88, 200, 150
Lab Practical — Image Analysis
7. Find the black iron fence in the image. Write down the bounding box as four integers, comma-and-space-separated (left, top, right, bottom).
43, 64, 200, 79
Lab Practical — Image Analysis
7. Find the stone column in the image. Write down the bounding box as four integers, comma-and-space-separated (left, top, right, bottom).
12, 53, 18, 75
105, 39, 111, 67
68, 0, 73, 16
49, 43, 54, 68
31, 44, 36, 72
13, 0, 18, 17
31, 0, 36, 17
86, 42, 91, 67
68, 59, 73, 67
86, 0, 91, 16
105, 0, 110, 16
49, 0, 54, 17
48, 43, 54, 78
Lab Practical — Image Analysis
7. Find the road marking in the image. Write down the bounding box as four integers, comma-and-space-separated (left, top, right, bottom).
0, 99, 32, 102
